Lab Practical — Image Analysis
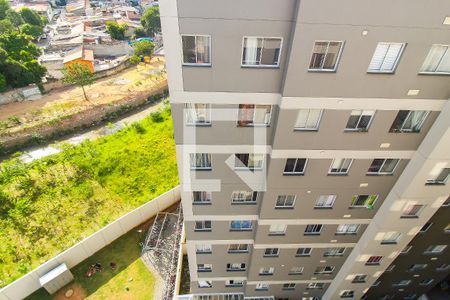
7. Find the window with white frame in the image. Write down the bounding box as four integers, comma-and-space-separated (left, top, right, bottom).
401, 204, 424, 218
242, 37, 282, 67
442, 196, 450, 207
345, 110, 375, 131
404, 294, 417, 300
230, 220, 253, 231
445, 223, 450, 233
237, 104, 272, 126
314, 266, 335, 274
419, 279, 434, 286
296, 247, 312, 256
282, 283, 296, 290
182, 35, 211, 65
351, 194, 378, 208
420, 44, 450, 74
381, 232, 402, 244
192, 191, 212, 204
226, 263, 246, 271
368, 42, 405, 73
304, 224, 323, 235
190, 153, 212, 169
283, 158, 307, 175
307, 282, 325, 289
390, 110, 429, 133
420, 222, 433, 233
426, 168, 450, 185
336, 224, 360, 235
323, 247, 346, 257
315, 195, 336, 208
436, 264, 450, 271
269, 224, 287, 235
264, 248, 279, 257
352, 274, 368, 283
234, 153, 264, 170
197, 263, 212, 272
225, 279, 244, 287
185, 103, 211, 125
255, 283, 269, 290
259, 267, 274, 275
228, 244, 249, 253
275, 195, 296, 209
393, 280, 411, 287
409, 263, 427, 271
400, 245, 412, 254
198, 280, 212, 288
196, 244, 212, 254
340, 290, 355, 298
366, 256, 383, 265
195, 220, 212, 231
386, 265, 395, 272
288, 266, 304, 275
424, 245, 447, 254
309, 41, 344, 71
372, 280, 381, 286
231, 191, 258, 204
295, 109, 323, 130
367, 159, 400, 175
329, 158, 353, 174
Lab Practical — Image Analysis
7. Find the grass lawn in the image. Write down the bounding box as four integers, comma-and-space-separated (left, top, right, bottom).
26, 223, 157, 300
0, 102, 178, 287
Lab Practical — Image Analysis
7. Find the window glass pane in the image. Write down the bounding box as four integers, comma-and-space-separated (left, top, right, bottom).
243, 37, 262, 65
380, 43, 403, 71
253, 105, 271, 124
196, 36, 210, 64
421, 45, 448, 72
380, 159, 399, 173
310, 42, 328, 69
437, 48, 450, 72
346, 110, 361, 129
284, 159, 296, 173
305, 109, 322, 128
369, 43, 389, 70
368, 159, 384, 173
323, 42, 341, 69
260, 38, 281, 65
182, 36, 196, 63
294, 159, 306, 173
295, 109, 309, 128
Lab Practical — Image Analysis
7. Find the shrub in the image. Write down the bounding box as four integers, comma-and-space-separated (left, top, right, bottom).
131, 122, 146, 134
8, 116, 21, 125
150, 111, 163, 122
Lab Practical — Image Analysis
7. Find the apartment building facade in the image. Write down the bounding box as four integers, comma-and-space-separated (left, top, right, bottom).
160, 0, 450, 299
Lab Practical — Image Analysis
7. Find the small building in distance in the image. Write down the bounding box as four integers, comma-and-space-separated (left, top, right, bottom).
63, 46, 94, 72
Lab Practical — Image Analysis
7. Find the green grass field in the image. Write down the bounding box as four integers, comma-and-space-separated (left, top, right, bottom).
0, 102, 178, 287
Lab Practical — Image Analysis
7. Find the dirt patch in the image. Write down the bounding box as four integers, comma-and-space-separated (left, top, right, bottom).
52, 283, 86, 300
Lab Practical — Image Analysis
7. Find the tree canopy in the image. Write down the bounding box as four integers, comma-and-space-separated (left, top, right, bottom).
106, 21, 128, 40
141, 6, 160, 36
19, 7, 42, 26
62, 62, 95, 102
133, 40, 154, 57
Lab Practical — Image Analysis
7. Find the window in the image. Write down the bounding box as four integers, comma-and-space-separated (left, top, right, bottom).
372, 280, 381, 286
269, 224, 287, 235
367, 159, 400, 175
235, 153, 264, 170
401, 204, 424, 218
197, 264, 212, 272
196, 244, 212, 254
329, 158, 353, 174
324, 247, 346, 257
225, 279, 244, 287
185, 103, 211, 125
255, 283, 269, 291
393, 280, 411, 287
442, 196, 450, 207
295, 109, 323, 130
436, 264, 450, 271
283, 158, 307, 175
445, 223, 450, 233
282, 283, 296, 290
190, 153, 212, 170
275, 195, 296, 208
352, 274, 367, 283
304, 224, 323, 235
307, 282, 325, 289
228, 244, 249, 253
226, 263, 246, 272
241, 36, 282, 67
195, 220, 211, 231
259, 267, 274, 275
420, 222, 433, 233
420, 279, 434, 286
400, 245, 412, 254
368, 42, 405, 73
198, 280, 212, 288
340, 290, 354, 298
390, 110, 429, 133
314, 266, 335, 274
420, 44, 450, 74
192, 191, 212, 205
296, 248, 312, 256
404, 294, 417, 300
231, 191, 258, 204
345, 110, 375, 131
424, 245, 447, 254
409, 264, 427, 271
426, 168, 450, 185
288, 267, 304, 275
309, 41, 344, 71
264, 248, 279, 257
315, 195, 336, 208
182, 35, 211, 66
385, 265, 395, 272
336, 224, 359, 235
351, 195, 378, 208
366, 256, 382, 265
237, 104, 272, 126
381, 232, 402, 244
230, 220, 253, 231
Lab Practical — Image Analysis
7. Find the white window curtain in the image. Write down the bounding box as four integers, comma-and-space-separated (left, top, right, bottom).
369, 43, 404, 71
421, 45, 450, 73
243, 37, 258, 65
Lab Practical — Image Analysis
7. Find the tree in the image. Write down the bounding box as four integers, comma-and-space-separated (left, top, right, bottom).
20, 23, 42, 39
129, 55, 140, 65
19, 7, 42, 26
5, 10, 23, 31
0, 19, 13, 33
0, 0, 10, 19
132, 27, 146, 39
62, 62, 95, 102
0, 73, 6, 92
141, 6, 160, 36
106, 21, 127, 40
133, 40, 154, 57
